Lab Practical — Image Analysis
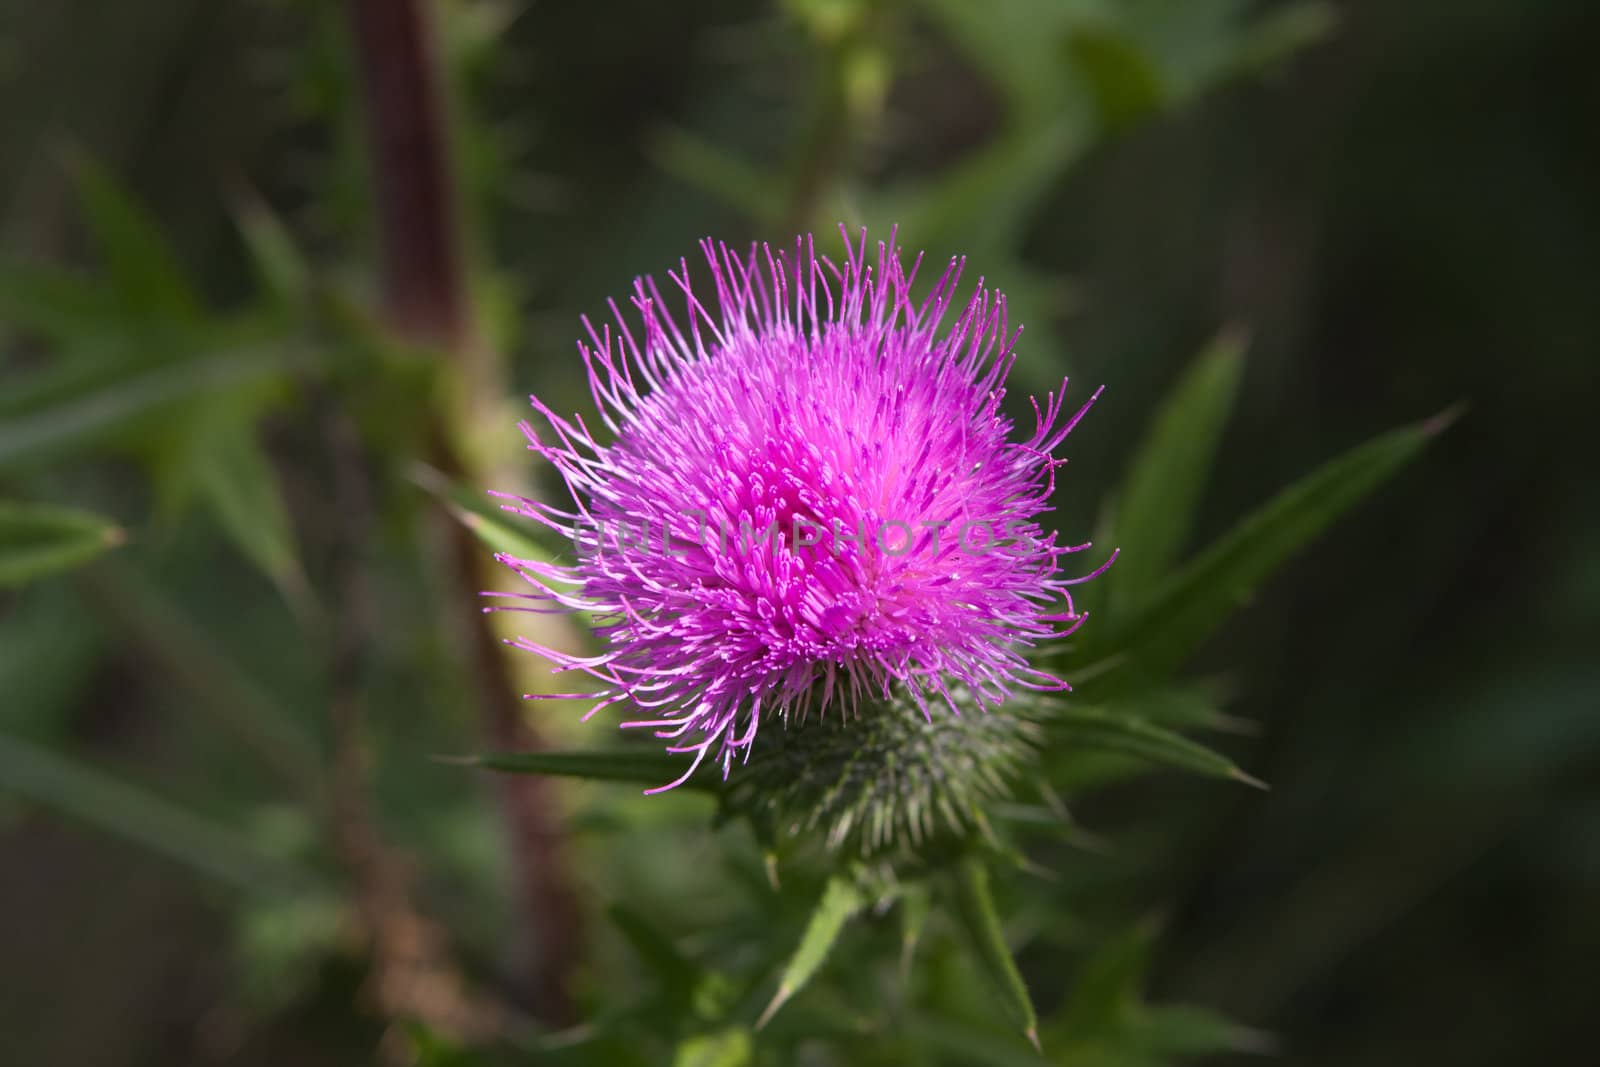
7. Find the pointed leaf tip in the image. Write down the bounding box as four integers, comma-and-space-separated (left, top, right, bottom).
1230, 767, 1271, 791
755, 985, 792, 1032
1423, 402, 1468, 437
1097, 413, 1443, 680
758, 874, 864, 1029
1048, 706, 1251, 784
470, 749, 722, 791
1103, 327, 1250, 619
950, 856, 1038, 1043
0, 502, 125, 587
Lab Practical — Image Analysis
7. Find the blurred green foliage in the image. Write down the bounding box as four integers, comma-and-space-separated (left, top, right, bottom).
1, 0, 1596, 1065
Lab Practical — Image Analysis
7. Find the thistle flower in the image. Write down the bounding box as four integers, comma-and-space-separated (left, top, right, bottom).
496, 227, 1109, 795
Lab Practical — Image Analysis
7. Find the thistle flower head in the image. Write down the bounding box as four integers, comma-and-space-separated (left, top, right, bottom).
497, 228, 1108, 792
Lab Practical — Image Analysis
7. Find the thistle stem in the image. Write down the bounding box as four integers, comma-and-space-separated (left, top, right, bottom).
345, 0, 581, 1022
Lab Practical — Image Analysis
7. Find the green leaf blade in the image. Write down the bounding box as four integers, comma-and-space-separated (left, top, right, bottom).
672, 1027, 753, 1067
1107, 328, 1248, 618
66, 151, 200, 325
950, 856, 1039, 1050
757, 874, 865, 1029
470, 749, 720, 793
0, 501, 124, 587
1048, 706, 1263, 787
191, 422, 307, 608
0, 346, 290, 472
1102, 409, 1453, 681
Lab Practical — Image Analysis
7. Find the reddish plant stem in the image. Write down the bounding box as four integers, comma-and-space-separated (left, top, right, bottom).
346, 0, 468, 347
345, 0, 581, 1023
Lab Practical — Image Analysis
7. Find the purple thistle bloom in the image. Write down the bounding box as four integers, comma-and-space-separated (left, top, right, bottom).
495, 228, 1111, 791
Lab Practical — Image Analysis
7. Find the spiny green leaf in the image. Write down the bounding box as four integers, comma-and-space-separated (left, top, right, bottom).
949, 856, 1039, 1050
0, 502, 123, 587
469, 749, 720, 792
0, 732, 310, 893
1099, 408, 1455, 681
1047, 706, 1264, 787
1107, 328, 1248, 618
65, 150, 200, 324
757, 873, 865, 1029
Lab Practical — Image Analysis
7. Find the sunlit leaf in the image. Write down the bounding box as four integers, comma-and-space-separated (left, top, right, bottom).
0, 501, 123, 587
409, 463, 560, 564
672, 1027, 752, 1067
756, 873, 865, 1028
